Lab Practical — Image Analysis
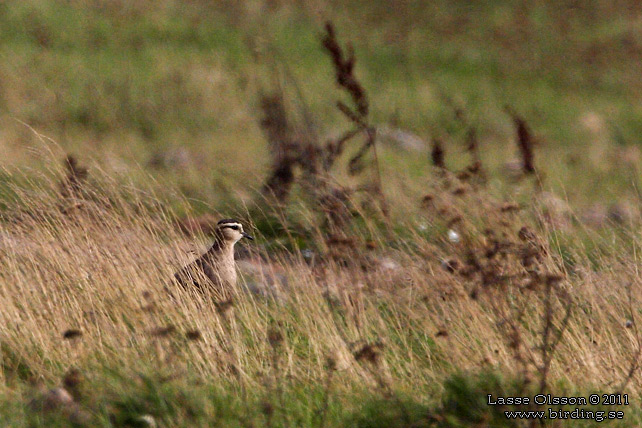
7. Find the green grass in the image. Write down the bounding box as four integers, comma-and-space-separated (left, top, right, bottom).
1, 0, 642, 209
4, 366, 637, 427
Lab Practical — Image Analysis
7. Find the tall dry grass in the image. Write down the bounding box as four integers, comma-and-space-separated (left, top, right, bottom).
0, 148, 640, 412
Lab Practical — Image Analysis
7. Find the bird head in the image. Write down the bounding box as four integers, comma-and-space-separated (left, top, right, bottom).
216, 219, 254, 244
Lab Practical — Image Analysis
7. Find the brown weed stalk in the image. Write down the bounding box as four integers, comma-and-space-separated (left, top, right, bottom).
505, 106, 536, 175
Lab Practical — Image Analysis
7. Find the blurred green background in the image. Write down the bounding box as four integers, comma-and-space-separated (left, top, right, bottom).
1, 0, 642, 211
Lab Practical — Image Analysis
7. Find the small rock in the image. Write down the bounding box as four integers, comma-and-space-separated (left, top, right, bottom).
609, 201, 637, 224
41, 387, 74, 411
503, 158, 523, 180
376, 126, 427, 152
148, 147, 193, 171
29, 386, 88, 424
376, 256, 400, 271
138, 414, 157, 427
301, 249, 315, 260
238, 259, 288, 302
581, 203, 608, 228
616, 145, 641, 165
537, 192, 572, 229
579, 112, 606, 135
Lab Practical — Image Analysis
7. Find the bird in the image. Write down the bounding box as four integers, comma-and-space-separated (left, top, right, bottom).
174, 218, 253, 297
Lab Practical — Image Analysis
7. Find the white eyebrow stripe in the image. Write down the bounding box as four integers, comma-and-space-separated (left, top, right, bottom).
220, 223, 242, 230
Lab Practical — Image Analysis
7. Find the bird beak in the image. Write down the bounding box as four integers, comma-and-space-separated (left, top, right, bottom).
242, 232, 254, 240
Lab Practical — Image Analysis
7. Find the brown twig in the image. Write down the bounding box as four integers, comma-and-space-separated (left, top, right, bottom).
505, 106, 536, 174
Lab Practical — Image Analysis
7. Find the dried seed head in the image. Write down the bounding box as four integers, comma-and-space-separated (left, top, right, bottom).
261, 401, 274, 416
326, 235, 356, 248
508, 330, 521, 350
186, 330, 202, 341
353, 342, 383, 365
326, 356, 337, 371
467, 160, 483, 175
141, 303, 156, 313
518, 226, 536, 242
452, 186, 466, 196
456, 171, 471, 181
505, 107, 536, 174
421, 194, 434, 208
545, 274, 563, 285
267, 328, 283, 347
524, 278, 539, 291
63, 368, 83, 400
60, 155, 88, 198
500, 202, 521, 213
63, 329, 83, 340
215, 299, 234, 315
322, 21, 369, 117
447, 216, 463, 227
63, 368, 82, 391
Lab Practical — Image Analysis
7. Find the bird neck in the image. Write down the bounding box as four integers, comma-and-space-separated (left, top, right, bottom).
208, 232, 235, 259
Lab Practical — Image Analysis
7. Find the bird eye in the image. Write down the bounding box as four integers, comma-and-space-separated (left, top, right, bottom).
231, 225, 239, 230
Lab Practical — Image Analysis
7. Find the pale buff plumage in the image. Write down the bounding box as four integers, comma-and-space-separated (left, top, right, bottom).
174, 219, 253, 297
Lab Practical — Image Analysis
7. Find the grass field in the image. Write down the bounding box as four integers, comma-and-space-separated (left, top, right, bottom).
2, 1, 642, 426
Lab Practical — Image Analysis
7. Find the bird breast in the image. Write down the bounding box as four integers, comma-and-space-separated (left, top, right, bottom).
204, 246, 237, 286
